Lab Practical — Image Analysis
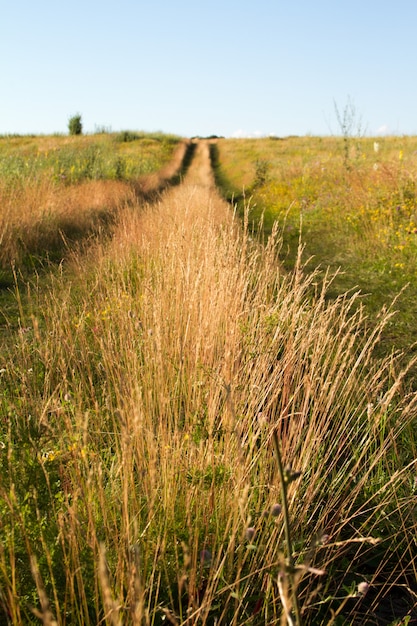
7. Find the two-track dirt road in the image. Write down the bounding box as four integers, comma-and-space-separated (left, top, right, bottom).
182, 140, 217, 188
145, 139, 235, 238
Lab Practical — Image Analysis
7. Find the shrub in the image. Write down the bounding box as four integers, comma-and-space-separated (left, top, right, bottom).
114, 130, 141, 143
68, 113, 83, 136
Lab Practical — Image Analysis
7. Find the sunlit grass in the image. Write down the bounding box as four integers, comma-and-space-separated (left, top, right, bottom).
0, 132, 180, 186
214, 135, 417, 378
0, 145, 416, 623
0, 132, 184, 269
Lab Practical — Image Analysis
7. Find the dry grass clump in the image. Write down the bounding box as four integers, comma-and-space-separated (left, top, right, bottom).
0, 178, 137, 267
0, 144, 416, 624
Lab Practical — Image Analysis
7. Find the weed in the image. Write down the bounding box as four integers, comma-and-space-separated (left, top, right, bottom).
333, 96, 365, 169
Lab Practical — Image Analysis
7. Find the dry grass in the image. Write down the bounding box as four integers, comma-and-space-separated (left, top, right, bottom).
0, 178, 136, 266
0, 136, 187, 269
0, 143, 416, 624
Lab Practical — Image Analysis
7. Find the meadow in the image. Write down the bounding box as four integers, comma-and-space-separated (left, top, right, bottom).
212, 135, 417, 376
0, 134, 416, 625
0, 132, 182, 271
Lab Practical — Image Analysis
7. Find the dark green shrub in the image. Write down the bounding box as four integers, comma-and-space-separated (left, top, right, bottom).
68, 114, 83, 136
253, 158, 271, 188
114, 130, 141, 143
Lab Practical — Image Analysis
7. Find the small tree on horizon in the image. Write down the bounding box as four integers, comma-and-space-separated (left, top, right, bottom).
68, 113, 83, 136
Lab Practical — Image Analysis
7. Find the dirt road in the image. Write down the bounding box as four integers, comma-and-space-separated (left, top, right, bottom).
146, 139, 234, 236
183, 140, 217, 188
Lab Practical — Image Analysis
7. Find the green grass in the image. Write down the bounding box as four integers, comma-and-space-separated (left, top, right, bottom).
213, 136, 417, 383
0, 131, 180, 186
0, 132, 185, 273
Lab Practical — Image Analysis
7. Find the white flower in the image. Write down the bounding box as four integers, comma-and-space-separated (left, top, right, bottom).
357, 581, 370, 596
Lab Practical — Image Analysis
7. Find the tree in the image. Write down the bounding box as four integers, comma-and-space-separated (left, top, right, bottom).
68, 113, 83, 136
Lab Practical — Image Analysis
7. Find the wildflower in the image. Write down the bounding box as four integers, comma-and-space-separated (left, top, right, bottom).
42, 450, 58, 462
373, 142, 380, 153
271, 503, 282, 517
245, 527, 256, 541
357, 581, 370, 597
200, 550, 212, 568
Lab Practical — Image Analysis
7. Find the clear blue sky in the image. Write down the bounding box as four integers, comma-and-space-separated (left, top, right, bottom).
2, 0, 416, 137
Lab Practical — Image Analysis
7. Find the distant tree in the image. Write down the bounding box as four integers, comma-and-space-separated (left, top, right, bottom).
68, 113, 83, 136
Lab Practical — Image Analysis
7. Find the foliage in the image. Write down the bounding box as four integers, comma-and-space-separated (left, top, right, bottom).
252, 158, 271, 189
68, 113, 83, 136
215, 135, 417, 378
114, 130, 142, 143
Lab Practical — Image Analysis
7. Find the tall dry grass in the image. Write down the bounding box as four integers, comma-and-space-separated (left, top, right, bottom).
0, 143, 416, 624
0, 178, 137, 267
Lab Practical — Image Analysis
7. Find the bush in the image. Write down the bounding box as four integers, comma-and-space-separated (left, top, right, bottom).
114, 130, 141, 143
68, 114, 83, 136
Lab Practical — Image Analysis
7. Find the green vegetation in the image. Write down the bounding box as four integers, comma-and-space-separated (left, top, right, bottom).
68, 114, 83, 136
213, 135, 417, 379
0, 132, 182, 270
0, 137, 416, 624
0, 132, 180, 188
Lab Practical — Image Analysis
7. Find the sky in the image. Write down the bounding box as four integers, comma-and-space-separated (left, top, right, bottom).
2, 0, 417, 138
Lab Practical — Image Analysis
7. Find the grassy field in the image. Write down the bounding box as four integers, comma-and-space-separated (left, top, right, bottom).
212, 135, 417, 381
0, 132, 180, 187
0, 136, 416, 624
0, 132, 182, 271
